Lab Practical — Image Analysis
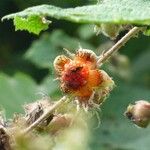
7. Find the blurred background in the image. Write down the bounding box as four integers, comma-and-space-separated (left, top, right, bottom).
0, 0, 150, 150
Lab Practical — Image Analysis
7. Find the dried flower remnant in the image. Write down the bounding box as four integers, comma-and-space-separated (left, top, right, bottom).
0, 111, 6, 127
54, 48, 114, 109
24, 99, 54, 125
125, 100, 150, 128
0, 127, 11, 150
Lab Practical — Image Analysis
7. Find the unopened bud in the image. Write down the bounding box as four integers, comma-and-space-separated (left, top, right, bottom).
47, 114, 72, 135
94, 24, 122, 39
125, 100, 150, 128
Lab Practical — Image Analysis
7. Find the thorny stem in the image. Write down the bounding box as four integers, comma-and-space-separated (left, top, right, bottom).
97, 27, 141, 65
22, 96, 68, 134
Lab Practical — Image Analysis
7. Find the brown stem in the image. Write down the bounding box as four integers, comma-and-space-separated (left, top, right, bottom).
22, 96, 68, 134
97, 27, 141, 65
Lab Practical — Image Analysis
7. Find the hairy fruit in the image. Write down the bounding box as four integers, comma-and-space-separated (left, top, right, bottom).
54, 48, 114, 108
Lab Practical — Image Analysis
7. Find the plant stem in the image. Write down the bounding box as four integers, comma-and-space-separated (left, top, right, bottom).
97, 27, 141, 65
22, 27, 141, 134
22, 96, 68, 134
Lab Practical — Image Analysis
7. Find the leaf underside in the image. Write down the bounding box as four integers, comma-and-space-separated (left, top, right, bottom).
2, 0, 150, 34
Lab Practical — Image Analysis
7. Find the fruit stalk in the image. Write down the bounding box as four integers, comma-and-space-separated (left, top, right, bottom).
98, 27, 141, 65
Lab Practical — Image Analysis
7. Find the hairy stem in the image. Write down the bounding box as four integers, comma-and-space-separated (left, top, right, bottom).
23, 96, 68, 134
97, 27, 141, 65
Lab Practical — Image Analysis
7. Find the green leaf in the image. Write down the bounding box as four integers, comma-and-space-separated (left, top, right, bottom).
132, 49, 150, 87
91, 81, 150, 150
143, 27, 150, 36
2, 0, 150, 35
14, 15, 50, 34
39, 76, 61, 99
25, 30, 94, 68
0, 73, 59, 117
77, 25, 95, 40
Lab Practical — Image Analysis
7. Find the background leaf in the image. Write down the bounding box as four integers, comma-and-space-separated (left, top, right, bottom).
25, 30, 94, 68
0, 73, 59, 117
132, 49, 150, 87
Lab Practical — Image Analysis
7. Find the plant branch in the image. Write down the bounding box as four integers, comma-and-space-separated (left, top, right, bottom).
97, 27, 141, 65
22, 27, 141, 134
22, 96, 68, 134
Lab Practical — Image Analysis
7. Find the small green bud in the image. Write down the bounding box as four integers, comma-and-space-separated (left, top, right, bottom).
94, 24, 122, 39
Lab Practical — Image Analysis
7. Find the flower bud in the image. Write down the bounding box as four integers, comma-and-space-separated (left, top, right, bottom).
94, 24, 122, 39
125, 100, 150, 128
47, 114, 72, 135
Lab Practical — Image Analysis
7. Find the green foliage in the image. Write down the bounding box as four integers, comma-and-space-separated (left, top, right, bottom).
143, 27, 150, 36
0, 73, 37, 117
77, 25, 95, 40
14, 15, 50, 34
132, 49, 150, 87
25, 30, 94, 68
0, 73, 59, 117
2, 0, 150, 34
